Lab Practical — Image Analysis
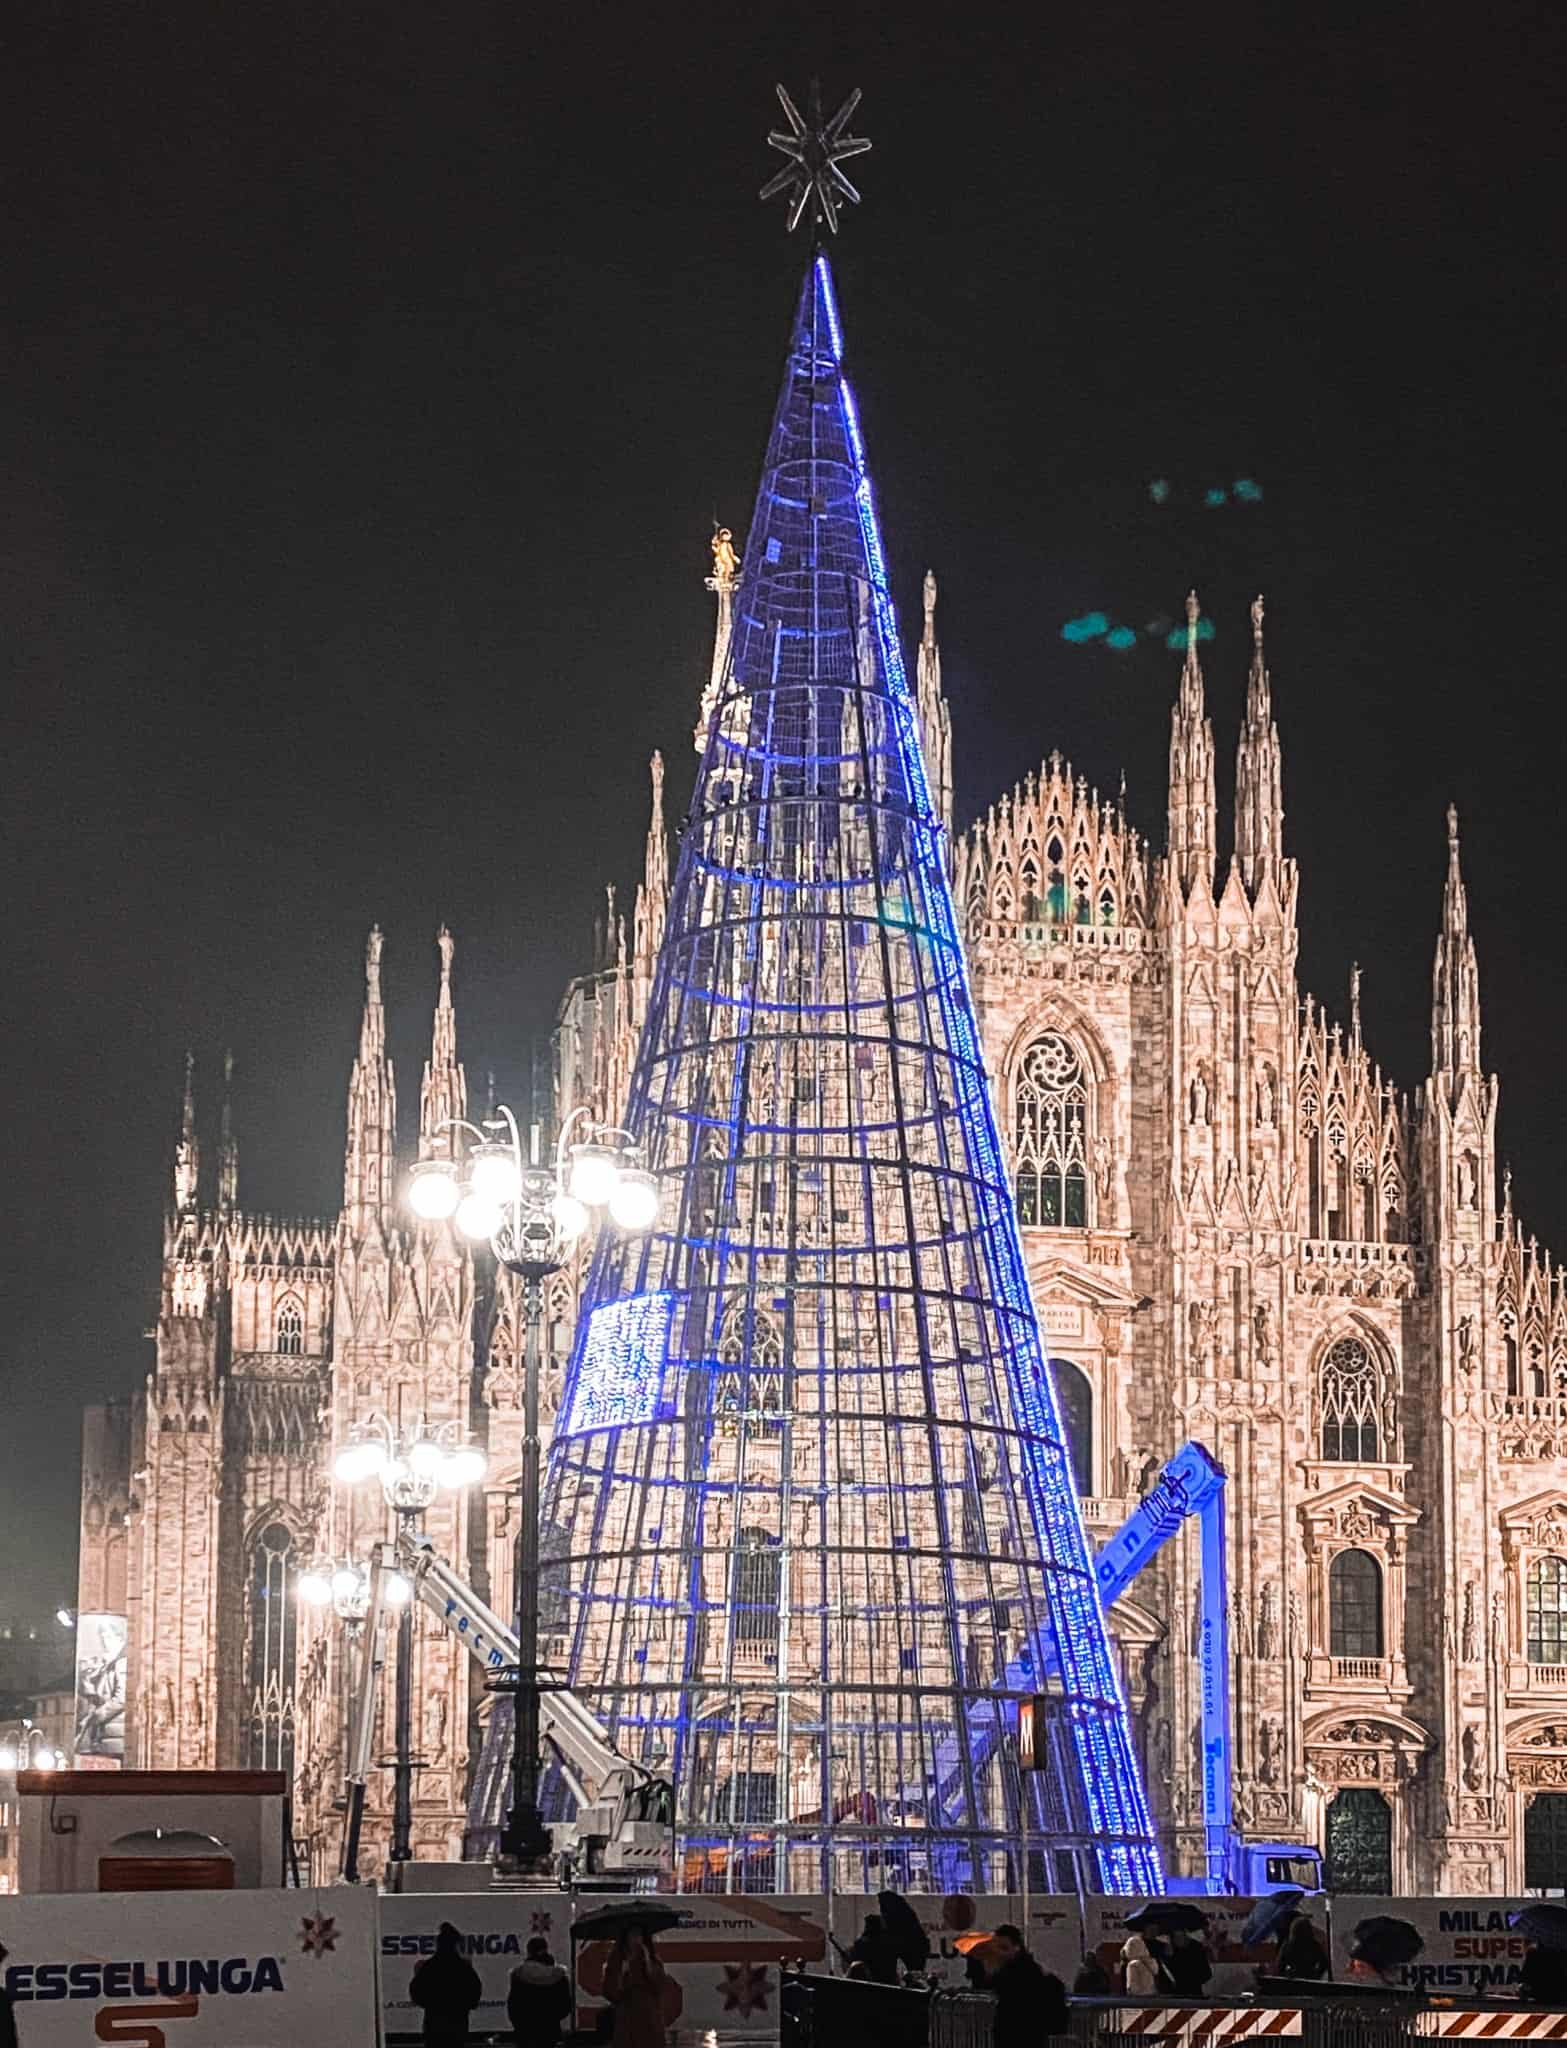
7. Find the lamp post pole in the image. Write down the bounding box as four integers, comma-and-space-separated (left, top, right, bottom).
405, 1102, 659, 1876
389, 1505, 420, 1865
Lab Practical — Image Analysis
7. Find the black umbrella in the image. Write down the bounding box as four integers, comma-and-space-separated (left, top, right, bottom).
1351, 1917, 1424, 1969
571, 1901, 691, 1946
1511, 1906, 1567, 1952
1125, 1902, 1210, 1935
877, 1890, 931, 1972
1243, 1891, 1307, 1946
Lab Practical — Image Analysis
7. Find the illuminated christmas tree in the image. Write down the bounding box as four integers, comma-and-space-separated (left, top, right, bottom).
537, 220, 1161, 1892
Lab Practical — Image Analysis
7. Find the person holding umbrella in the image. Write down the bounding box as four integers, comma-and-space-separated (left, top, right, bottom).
602, 1927, 670, 2048
1346, 1916, 1423, 1988
1511, 1907, 1567, 2004
1277, 1917, 1331, 1982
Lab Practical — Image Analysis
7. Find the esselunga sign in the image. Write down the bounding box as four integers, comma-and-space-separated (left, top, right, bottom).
0, 1886, 378, 2048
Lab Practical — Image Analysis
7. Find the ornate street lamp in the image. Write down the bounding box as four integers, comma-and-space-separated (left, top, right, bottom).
406, 1104, 658, 1871
331, 1413, 486, 1866
298, 1556, 376, 1882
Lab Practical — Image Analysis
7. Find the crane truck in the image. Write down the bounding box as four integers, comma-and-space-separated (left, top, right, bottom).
1092, 1439, 1322, 1896
344, 1529, 672, 1884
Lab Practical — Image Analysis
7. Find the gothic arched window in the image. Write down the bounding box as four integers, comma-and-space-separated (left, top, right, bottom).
1329, 1548, 1384, 1660
1014, 1033, 1090, 1229
731, 1528, 781, 1644
246, 1521, 297, 1776
1049, 1358, 1093, 1498
1528, 1557, 1567, 1665
714, 1306, 785, 1439
1320, 1337, 1383, 1462
275, 1299, 303, 1356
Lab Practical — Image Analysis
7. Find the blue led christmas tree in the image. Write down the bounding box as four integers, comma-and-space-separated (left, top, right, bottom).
536, 248, 1162, 1895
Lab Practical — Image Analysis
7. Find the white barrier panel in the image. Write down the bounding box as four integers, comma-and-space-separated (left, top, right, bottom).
379, 1889, 573, 2038
832, 1892, 1082, 1985
1329, 1895, 1533, 1996
575, 1894, 829, 2037
0, 1885, 379, 2048
1086, 1896, 1320, 1997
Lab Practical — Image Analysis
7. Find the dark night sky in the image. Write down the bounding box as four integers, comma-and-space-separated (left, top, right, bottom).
3, 3, 1563, 1611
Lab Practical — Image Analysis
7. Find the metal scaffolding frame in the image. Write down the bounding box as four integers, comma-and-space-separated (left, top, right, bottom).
528, 252, 1161, 1895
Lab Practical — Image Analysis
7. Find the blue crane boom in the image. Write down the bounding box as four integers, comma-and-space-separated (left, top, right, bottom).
1093, 1441, 1232, 1891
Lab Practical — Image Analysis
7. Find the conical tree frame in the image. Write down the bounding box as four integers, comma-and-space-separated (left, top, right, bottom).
532, 253, 1162, 1896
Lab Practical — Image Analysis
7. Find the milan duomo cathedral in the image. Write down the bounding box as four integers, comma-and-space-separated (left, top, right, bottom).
77, 548, 1567, 1896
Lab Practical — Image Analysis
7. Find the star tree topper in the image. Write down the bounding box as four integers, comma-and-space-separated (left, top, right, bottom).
760, 81, 871, 235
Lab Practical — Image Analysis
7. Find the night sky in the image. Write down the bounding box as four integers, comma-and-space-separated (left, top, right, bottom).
4, 3, 1562, 1611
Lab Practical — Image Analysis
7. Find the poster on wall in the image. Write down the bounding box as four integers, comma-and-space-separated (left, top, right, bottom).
73, 1612, 128, 1761
379, 1892, 574, 2040
1329, 1896, 1532, 1995
0, 1884, 379, 2048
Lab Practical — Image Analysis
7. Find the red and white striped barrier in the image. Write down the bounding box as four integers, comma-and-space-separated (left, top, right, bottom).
1108, 2010, 1304, 2039
1427, 2017, 1567, 2039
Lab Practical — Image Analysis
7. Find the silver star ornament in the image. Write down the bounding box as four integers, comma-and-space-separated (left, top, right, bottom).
760, 81, 871, 235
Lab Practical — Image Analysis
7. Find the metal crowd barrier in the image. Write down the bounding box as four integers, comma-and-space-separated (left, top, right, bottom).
786, 1980, 1567, 2048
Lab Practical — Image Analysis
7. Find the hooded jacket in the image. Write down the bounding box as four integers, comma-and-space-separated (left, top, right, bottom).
507, 1956, 572, 2042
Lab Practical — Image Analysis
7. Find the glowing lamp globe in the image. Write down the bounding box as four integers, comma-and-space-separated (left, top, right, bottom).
334, 1439, 388, 1485
407, 1163, 460, 1222
385, 1572, 414, 1606
607, 1167, 659, 1233
568, 1141, 620, 1207
440, 1446, 487, 1489
298, 1568, 335, 1607
407, 1439, 446, 1478
35, 1747, 56, 1770
469, 1146, 523, 1205
549, 1191, 589, 1241
455, 1192, 503, 1242
331, 1566, 364, 1606
0, 1745, 18, 1770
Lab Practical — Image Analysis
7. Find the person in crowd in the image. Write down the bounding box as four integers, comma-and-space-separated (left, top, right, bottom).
1276, 1916, 1332, 1982
1120, 1931, 1161, 1994
409, 1923, 484, 2047
985, 1923, 1069, 2045
1520, 1939, 1567, 2007
602, 1927, 669, 2048
508, 1935, 572, 2044
847, 1912, 903, 1985
1, 1941, 19, 2048
1073, 1950, 1113, 1995
1164, 1927, 1212, 1996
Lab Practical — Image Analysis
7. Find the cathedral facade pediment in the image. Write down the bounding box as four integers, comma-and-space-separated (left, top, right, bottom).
1026, 1255, 1145, 1316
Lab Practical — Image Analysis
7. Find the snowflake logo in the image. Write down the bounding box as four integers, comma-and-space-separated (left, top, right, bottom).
719, 1963, 771, 2017
530, 1910, 554, 1935
299, 1913, 338, 1957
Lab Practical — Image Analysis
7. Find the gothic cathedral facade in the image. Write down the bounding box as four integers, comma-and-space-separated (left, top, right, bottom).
78, 572, 1567, 1894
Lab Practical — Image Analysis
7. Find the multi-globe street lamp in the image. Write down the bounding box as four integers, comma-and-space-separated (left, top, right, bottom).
298, 1556, 375, 1882
0, 1724, 60, 1772
406, 1103, 658, 1871
331, 1413, 487, 1868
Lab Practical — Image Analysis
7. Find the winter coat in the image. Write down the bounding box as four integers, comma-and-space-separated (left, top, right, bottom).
1276, 1921, 1331, 1983
1121, 1935, 1160, 1995
409, 1947, 484, 2046
508, 1957, 573, 2042
0, 1983, 18, 2048
602, 1944, 669, 2048
991, 1952, 1070, 2047
1520, 1948, 1567, 2007
1164, 1938, 1212, 1996
847, 1930, 902, 1985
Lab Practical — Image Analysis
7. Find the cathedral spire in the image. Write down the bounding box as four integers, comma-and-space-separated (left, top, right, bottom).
1234, 592, 1285, 894
1431, 804, 1483, 1093
635, 751, 669, 969
695, 525, 740, 752
343, 924, 397, 1229
173, 1049, 200, 1213
217, 1049, 238, 1214
419, 925, 466, 1160
1167, 589, 1216, 898
916, 569, 953, 844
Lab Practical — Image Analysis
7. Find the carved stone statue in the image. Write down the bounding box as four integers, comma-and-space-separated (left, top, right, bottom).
1093, 1134, 1113, 1197
1189, 1300, 1218, 1367
1457, 1153, 1477, 1209
1258, 1579, 1279, 1660
424, 1688, 449, 1764
711, 526, 740, 584
1189, 1065, 1210, 1127
1254, 1302, 1275, 1369
1258, 1717, 1281, 1786
1257, 1062, 1277, 1127
1462, 1724, 1484, 1792
1457, 1314, 1476, 1375
1462, 1578, 1480, 1662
